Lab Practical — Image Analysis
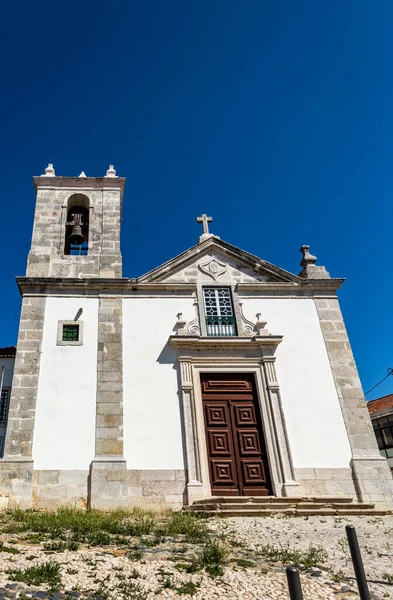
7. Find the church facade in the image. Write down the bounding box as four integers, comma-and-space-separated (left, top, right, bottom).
1, 165, 392, 510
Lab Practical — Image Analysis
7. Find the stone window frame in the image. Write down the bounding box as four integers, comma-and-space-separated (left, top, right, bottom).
196, 283, 243, 337
57, 320, 84, 346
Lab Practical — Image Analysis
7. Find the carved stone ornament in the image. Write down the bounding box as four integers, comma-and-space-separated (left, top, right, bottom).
174, 303, 201, 337
185, 302, 201, 336
239, 302, 257, 337
199, 257, 228, 280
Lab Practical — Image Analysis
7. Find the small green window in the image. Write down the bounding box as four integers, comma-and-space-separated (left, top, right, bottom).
62, 324, 79, 342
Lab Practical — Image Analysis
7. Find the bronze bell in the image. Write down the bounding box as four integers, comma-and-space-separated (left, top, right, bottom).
69, 224, 85, 246
68, 213, 85, 246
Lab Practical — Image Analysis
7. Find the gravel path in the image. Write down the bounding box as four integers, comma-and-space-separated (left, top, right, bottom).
0, 514, 391, 599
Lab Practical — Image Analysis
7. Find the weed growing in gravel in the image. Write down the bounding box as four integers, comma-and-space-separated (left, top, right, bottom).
383, 573, 393, 584
0, 542, 20, 554
337, 537, 349, 554
1, 507, 208, 549
332, 569, 346, 582
198, 539, 227, 577
43, 539, 79, 552
8, 561, 61, 589
176, 579, 201, 595
257, 544, 327, 568
128, 547, 144, 561
117, 580, 149, 599
235, 559, 256, 568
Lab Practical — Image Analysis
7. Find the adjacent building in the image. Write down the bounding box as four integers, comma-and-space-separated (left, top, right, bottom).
368, 394, 393, 473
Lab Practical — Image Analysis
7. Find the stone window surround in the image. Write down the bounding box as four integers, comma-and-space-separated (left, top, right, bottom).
171, 341, 300, 504
196, 284, 243, 337
57, 320, 84, 346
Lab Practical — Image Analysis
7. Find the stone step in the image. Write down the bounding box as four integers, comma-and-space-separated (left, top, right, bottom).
192, 496, 354, 505
186, 495, 392, 517
189, 501, 376, 512
188, 507, 391, 517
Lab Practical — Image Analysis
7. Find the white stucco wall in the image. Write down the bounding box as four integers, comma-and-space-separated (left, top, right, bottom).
123, 297, 195, 470
33, 297, 98, 470
242, 298, 352, 469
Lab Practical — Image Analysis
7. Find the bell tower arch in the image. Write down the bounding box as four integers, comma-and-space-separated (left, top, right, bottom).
26, 164, 125, 278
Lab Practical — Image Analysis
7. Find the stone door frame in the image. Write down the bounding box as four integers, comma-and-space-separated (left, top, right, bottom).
173, 343, 300, 505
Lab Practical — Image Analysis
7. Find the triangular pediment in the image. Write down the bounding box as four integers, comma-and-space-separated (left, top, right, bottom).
137, 237, 301, 285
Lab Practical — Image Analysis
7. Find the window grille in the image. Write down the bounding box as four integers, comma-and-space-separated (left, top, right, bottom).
203, 287, 237, 336
0, 389, 9, 425
62, 325, 79, 342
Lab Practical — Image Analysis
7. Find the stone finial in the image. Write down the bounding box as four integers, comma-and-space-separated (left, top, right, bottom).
174, 312, 187, 335
43, 163, 55, 176
300, 245, 317, 268
105, 165, 117, 178
255, 313, 269, 336
79, 171, 87, 178
299, 245, 330, 279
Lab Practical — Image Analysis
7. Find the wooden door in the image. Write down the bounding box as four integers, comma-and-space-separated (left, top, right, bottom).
201, 373, 272, 496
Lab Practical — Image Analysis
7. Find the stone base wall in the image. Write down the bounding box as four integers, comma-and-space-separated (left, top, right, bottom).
0, 469, 187, 511
295, 468, 358, 498
33, 470, 89, 510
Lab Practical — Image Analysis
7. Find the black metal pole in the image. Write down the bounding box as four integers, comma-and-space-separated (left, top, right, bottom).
286, 566, 304, 600
345, 524, 370, 600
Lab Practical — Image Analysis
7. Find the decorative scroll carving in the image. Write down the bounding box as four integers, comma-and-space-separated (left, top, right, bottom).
199, 257, 227, 280
239, 302, 257, 337
186, 303, 201, 336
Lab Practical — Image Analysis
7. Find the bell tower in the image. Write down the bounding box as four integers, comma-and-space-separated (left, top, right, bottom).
26, 164, 125, 278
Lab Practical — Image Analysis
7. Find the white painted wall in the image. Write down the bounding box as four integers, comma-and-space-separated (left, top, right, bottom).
33, 298, 98, 470
123, 297, 195, 470
242, 298, 352, 469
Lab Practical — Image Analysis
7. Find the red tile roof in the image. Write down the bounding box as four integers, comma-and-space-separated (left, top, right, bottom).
367, 393, 393, 415
0, 346, 16, 358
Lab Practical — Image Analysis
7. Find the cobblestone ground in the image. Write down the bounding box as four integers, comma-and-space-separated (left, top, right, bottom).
0, 515, 391, 599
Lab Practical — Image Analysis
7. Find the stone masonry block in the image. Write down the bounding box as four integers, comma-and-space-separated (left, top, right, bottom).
37, 471, 60, 485
96, 439, 123, 455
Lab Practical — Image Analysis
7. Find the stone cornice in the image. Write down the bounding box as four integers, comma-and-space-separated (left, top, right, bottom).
168, 335, 283, 349
237, 279, 345, 292
33, 176, 126, 198
16, 276, 344, 296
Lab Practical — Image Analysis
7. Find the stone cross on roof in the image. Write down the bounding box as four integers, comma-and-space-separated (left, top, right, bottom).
196, 214, 212, 235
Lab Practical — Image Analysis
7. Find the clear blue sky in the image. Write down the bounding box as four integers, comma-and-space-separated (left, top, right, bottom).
1, 1, 392, 399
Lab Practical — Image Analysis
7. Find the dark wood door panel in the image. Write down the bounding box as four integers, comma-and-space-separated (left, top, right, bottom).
208, 430, 232, 456
210, 459, 238, 488
202, 378, 253, 394
237, 430, 261, 455
204, 402, 230, 428
201, 373, 273, 497
233, 403, 257, 427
